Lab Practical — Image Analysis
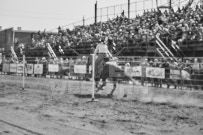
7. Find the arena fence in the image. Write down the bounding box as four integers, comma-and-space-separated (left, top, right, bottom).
0, 56, 203, 94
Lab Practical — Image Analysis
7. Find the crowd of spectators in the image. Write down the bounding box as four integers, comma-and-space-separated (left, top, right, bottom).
20, 4, 203, 54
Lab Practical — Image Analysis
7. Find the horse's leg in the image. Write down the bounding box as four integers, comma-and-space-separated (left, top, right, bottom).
101, 79, 107, 89
95, 78, 100, 88
108, 77, 117, 97
97, 79, 106, 90
97, 63, 106, 91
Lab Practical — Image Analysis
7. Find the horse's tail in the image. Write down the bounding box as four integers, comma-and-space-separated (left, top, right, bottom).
123, 70, 137, 85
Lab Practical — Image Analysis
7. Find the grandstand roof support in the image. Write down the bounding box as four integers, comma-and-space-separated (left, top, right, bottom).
169, 0, 172, 9
83, 16, 85, 26
128, 0, 130, 19
95, 1, 97, 24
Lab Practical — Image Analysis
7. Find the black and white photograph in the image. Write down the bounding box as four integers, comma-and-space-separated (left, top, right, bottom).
0, 0, 203, 134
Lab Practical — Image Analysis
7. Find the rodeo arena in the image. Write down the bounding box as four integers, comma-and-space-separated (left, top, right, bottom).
1, 0, 203, 135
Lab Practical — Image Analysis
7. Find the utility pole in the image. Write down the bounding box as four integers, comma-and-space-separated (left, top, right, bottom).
95, 1, 97, 24
83, 16, 85, 26
169, 0, 172, 9
128, 0, 130, 19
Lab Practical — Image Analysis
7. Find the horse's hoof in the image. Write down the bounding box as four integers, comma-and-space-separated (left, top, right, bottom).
132, 81, 137, 85
123, 94, 127, 98
107, 94, 113, 98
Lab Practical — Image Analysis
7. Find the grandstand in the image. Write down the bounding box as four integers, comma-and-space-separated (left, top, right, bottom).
0, 0, 203, 58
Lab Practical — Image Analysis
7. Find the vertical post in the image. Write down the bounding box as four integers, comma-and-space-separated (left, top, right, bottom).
128, 0, 130, 19
12, 29, 17, 61
135, 2, 137, 16
91, 54, 95, 100
12, 29, 15, 48
169, 0, 172, 9
114, 5, 115, 18
22, 55, 25, 90
83, 16, 85, 26
87, 54, 98, 102
156, 0, 158, 9
95, 1, 97, 24
179, 0, 180, 7
121, 4, 122, 14
152, 0, 153, 9
100, 8, 102, 22
107, 7, 109, 21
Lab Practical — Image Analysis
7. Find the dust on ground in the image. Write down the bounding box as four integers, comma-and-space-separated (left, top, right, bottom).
0, 75, 203, 135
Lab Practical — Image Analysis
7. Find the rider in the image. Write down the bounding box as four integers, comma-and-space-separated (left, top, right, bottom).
94, 36, 113, 87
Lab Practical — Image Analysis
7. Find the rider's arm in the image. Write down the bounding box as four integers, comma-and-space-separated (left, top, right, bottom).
105, 45, 112, 58
94, 44, 99, 55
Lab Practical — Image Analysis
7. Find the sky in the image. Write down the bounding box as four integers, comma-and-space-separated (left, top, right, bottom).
0, 0, 181, 32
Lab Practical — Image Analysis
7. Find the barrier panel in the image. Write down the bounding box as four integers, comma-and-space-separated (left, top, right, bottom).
170, 69, 181, 79
17, 64, 24, 74
48, 64, 59, 72
74, 65, 86, 74
34, 64, 43, 75
146, 67, 165, 79
125, 66, 142, 77
10, 64, 17, 73
3, 63, 9, 73
25, 64, 34, 74
0, 56, 203, 91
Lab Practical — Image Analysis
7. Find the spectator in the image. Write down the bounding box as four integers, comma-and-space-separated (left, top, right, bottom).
152, 58, 160, 87
191, 58, 202, 90
40, 57, 47, 77
161, 58, 170, 88
140, 58, 149, 86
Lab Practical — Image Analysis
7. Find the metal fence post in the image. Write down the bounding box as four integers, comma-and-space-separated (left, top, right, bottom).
22, 55, 25, 90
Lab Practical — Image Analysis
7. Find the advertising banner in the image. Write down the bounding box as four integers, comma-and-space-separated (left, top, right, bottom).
170, 69, 181, 79
10, 64, 17, 73
17, 64, 24, 73
48, 64, 59, 72
74, 65, 86, 74
25, 64, 33, 74
3, 64, 10, 72
125, 66, 142, 77
146, 67, 165, 79
34, 64, 43, 74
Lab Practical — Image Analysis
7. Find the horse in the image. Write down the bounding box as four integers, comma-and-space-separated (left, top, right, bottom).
94, 58, 137, 97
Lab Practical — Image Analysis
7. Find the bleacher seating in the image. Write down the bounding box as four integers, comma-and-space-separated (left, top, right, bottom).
14, 3, 203, 57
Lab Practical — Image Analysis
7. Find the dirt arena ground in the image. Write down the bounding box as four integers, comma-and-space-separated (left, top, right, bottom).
0, 75, 203, 135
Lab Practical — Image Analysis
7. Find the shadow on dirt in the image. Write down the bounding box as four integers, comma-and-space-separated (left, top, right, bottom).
74, 94, 112, 99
